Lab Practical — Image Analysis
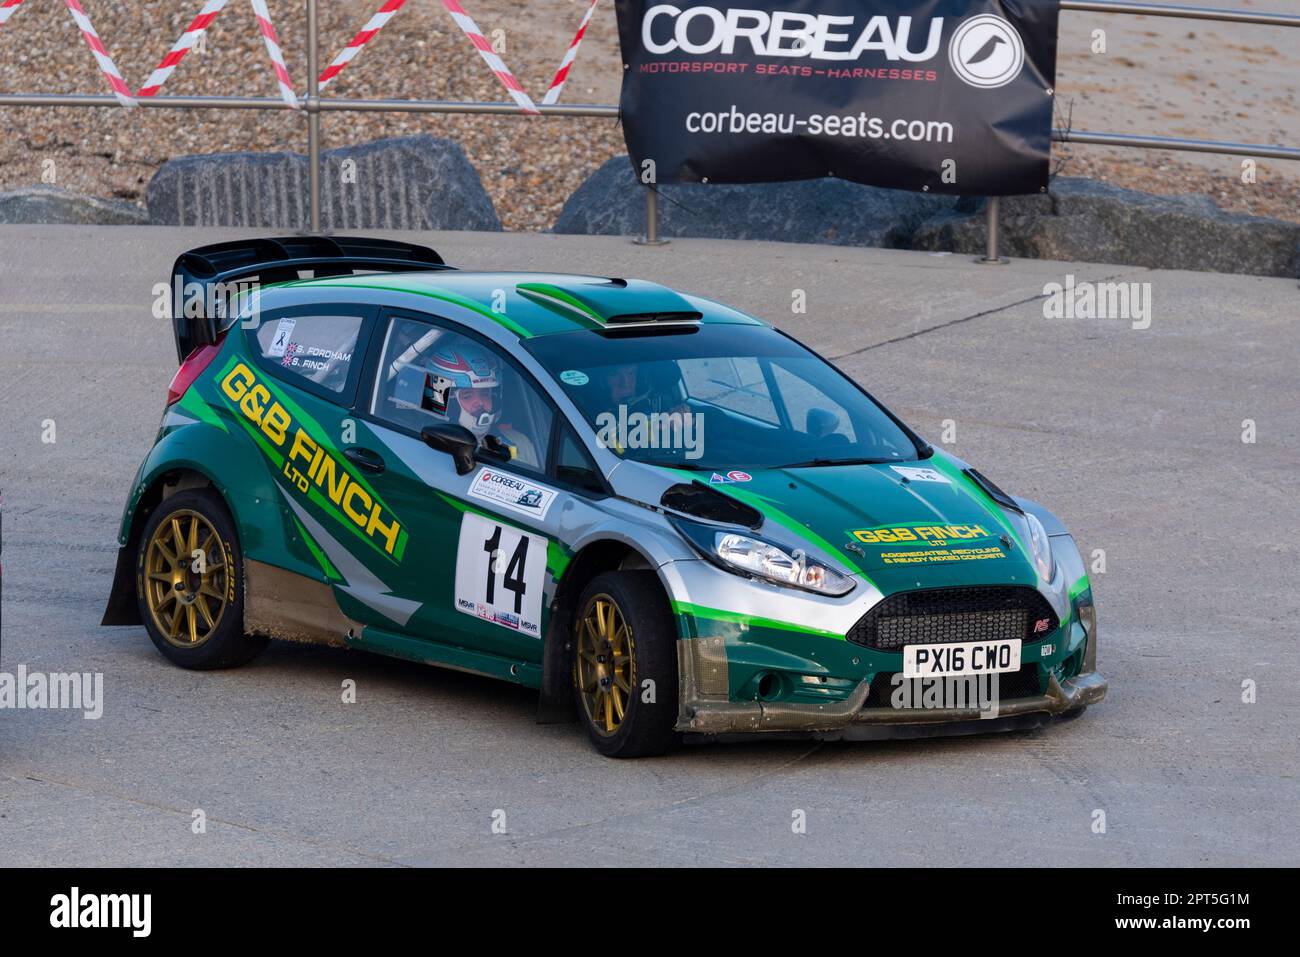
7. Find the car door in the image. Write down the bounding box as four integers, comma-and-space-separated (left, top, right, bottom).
234, 303, 438, 623
355, 309, 591, 664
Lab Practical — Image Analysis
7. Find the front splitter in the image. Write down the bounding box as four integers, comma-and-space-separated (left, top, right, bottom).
681, 671, 1108, 737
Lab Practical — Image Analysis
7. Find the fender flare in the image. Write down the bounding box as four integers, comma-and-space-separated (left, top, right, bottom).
101, 459, 233, 626
536, 535, 668, 724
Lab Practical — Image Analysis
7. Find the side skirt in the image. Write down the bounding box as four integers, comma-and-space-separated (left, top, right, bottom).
244, 559, 361, 647
347, 626, 544, 690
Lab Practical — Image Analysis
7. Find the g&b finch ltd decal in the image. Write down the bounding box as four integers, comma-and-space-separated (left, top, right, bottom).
219, 360, 408, 561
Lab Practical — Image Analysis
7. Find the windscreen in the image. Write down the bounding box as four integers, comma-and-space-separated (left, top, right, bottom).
524, 325, 922, 471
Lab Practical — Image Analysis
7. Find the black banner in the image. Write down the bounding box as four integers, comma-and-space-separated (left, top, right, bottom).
615, 0, 1060, 196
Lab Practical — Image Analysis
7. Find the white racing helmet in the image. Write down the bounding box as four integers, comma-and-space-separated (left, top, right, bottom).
424, 342, 503, 439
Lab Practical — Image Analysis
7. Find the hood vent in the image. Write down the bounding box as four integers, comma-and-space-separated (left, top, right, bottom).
661, 482, 762, 529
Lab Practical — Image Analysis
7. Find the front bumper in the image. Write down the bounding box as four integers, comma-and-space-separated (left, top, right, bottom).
664, 540, 1105, 738
679, 666, 1108, 737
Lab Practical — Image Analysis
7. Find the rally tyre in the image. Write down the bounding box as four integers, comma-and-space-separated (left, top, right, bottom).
134, 488, 267, 670
572, 571, 679, 758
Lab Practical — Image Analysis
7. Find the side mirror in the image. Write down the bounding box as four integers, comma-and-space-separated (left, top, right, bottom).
421, 423, 478, 475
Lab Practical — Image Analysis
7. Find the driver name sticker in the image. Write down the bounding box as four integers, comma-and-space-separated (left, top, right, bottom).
266, 317, 296, 357
891, 465, 950, 484
454, 513, 546, 638
467, 467, 558, 521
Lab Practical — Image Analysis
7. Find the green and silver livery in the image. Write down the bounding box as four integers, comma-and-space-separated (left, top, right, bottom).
104, 237, 1106, 758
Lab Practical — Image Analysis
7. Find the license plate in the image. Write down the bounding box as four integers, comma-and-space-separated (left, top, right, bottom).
902, 639, 1022, 677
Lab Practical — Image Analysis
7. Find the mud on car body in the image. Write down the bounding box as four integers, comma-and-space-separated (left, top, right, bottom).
103, 236, 1106, 757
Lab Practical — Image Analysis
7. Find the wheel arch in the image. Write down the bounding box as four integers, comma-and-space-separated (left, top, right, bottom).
536, 537, 667, 724
101, 465, 237, 626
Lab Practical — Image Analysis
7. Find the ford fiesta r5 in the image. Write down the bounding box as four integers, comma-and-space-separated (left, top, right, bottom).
103, 236, 1107, 758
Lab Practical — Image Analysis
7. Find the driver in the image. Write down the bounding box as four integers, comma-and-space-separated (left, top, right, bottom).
602, 363, 689, 418
422, 343, 540, 468
597, 362, 693, 457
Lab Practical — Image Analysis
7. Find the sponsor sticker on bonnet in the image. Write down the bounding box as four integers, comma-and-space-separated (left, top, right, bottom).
890, 465, 950, 484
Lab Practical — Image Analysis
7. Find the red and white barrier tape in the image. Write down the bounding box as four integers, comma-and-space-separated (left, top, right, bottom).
317, 0, 408, 92
64, 0, 135, 107
9, 0, 599, 112
440, 0, 538, 115
0, 0, 26, 29
138, 0, 231, 98
542, 0, 599, 105
248, 0, 299, 108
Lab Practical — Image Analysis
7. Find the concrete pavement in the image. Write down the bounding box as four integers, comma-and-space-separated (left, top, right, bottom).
0, 226, 1295, 866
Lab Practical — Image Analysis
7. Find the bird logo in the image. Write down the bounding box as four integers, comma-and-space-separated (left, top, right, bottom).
948, 15, 1025, 89
964, 33, 1007, 67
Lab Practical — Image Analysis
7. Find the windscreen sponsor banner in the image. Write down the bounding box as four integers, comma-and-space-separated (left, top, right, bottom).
615, 0, 1060, 196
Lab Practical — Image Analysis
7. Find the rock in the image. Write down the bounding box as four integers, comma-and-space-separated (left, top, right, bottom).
912, 177, 1300, 277
553, 157, 973, 247
147, 151, 305, 229
0, 186, 147, 225
147, 135, 501, 231
555, 162, 1300, 277
318, 136, 501, 231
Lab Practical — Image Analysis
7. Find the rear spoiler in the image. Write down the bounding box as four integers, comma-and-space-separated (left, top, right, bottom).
169, 236, 447, 363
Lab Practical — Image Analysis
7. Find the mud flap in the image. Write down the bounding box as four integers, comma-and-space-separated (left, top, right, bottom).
536, 599, 577, 724
101, 545, 142, 626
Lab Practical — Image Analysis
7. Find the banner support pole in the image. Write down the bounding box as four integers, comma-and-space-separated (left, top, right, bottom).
306, 0, 322, 234
976, 196, 1009, 265
634, 184, 668, 246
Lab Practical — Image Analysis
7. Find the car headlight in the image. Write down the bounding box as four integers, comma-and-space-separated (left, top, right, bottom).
1022, 511, 1056, 583
671, 518, 855, 596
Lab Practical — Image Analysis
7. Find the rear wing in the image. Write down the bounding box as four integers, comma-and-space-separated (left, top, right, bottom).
169, 236, 447, 362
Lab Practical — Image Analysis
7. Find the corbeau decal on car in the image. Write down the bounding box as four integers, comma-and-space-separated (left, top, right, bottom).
218, 359, 408, 562
467, 467, 559, 521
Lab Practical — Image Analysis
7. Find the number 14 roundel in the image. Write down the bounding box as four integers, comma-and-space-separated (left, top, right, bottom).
453, 512, 547, 638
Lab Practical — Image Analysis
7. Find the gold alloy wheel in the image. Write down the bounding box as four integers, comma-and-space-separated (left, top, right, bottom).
574, 594, 637, 736
143, 509, 230, 648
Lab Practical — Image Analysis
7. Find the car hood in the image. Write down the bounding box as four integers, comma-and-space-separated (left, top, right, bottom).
622, 450, 1042, 594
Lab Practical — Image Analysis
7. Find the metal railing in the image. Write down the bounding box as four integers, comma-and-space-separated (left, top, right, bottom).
0, 1, 1296, 256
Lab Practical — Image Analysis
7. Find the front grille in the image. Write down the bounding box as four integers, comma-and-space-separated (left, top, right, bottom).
868, 665, 1044, 707
847, 586, 1058, 651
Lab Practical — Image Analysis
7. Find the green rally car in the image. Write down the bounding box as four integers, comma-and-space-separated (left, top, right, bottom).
103, 236, 1107, 757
